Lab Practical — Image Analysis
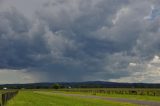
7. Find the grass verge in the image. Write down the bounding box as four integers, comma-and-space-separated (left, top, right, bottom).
50, 90, 160, 102
7, 91, 139, 106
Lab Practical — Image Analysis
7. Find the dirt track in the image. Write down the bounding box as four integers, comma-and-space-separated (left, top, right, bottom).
53, 93, 160, 106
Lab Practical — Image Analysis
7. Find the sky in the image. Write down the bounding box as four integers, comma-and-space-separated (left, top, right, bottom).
0, 0, 160, 84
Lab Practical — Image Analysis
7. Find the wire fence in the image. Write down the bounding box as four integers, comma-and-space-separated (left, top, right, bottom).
58, 88, 160, 96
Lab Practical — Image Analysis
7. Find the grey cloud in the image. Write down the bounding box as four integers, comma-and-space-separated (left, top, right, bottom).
0, 0, 160, 83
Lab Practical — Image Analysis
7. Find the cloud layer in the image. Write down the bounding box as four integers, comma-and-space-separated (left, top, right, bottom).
0, 0, 160, 83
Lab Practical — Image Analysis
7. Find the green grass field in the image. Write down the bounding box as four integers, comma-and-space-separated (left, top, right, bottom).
55, 90, 160, 102
7, 91, 139, 106
51, 88, 160, 102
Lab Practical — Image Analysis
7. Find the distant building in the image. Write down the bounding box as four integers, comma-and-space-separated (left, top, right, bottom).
3, 87, 7, 90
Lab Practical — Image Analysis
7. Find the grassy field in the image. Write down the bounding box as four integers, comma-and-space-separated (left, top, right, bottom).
7, 91, 139, 106
4, 89, 160, 106
54, 90, 160, 102
51, 88, 160, 102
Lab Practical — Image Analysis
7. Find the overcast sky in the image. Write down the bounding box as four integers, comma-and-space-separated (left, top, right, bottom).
0, 0, 160, 84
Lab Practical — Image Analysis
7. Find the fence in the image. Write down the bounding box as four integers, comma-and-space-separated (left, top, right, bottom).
0, 91, 18, 106
59, 88, 160, 96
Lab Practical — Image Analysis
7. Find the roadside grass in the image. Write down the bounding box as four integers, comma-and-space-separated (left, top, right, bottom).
7, 91, 139, 106
49, 90, 160, 102
98, 93, 160, 102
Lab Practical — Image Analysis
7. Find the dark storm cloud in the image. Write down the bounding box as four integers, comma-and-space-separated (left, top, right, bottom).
0, 0, 160, 83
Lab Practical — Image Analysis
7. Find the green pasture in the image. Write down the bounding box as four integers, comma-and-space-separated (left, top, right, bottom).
53, 90, 160, 102
4, 88, 160, 106
26, 88, 160, 102
52, 88, 160, 101
7, 91, 139, 106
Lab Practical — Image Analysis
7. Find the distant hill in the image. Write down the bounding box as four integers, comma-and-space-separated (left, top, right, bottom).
0, 81, 160, 89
